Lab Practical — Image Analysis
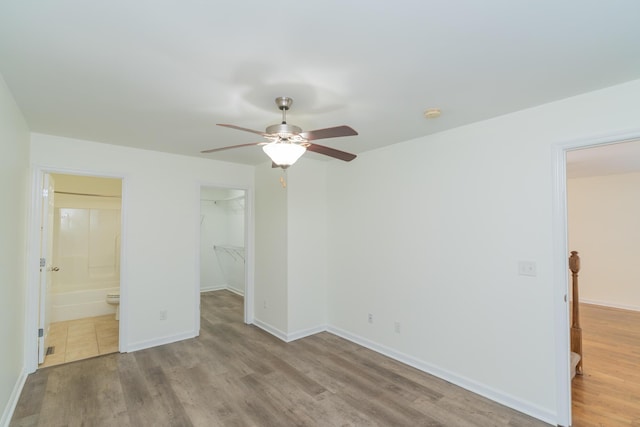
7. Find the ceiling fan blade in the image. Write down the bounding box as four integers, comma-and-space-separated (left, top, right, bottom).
217, 123, 270, 137
306, 143, 357, 162
300, 125, 358, 141
201, 142, 265, 154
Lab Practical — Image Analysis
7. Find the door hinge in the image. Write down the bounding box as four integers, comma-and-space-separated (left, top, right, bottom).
38, 328, 44, 338
40, 258, 46, 268
42, 188, 49, 198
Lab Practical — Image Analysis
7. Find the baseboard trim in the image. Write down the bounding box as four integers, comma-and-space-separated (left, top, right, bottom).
580, 298, 640, 312
200, 285, 244, 297
327, 326, 557, 426
0, 368, 27, 427
200, 284, 226, 293
226, 287, 245, 297
126, 331, 197, 353
252, 318, 288, 342
251, 319, 327, 343
286, 325, 327, 342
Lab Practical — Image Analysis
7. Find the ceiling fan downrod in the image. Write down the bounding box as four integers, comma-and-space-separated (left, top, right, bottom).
275, 96, 293, 121
266, 97, 301, 138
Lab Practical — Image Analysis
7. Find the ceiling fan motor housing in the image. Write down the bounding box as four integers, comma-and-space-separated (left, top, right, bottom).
266, 123, 302, 139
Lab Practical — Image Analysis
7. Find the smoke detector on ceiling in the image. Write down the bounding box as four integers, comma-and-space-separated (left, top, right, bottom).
423, 108, 441, 119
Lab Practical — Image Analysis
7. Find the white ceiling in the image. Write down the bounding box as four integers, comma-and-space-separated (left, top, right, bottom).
1, 1, 640, 166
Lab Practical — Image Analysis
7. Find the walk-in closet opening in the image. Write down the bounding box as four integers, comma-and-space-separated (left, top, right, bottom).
200, 186, 247, 321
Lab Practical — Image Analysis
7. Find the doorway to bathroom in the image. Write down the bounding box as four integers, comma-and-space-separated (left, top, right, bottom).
38, 173, 123, 368
200, 186, 247, 322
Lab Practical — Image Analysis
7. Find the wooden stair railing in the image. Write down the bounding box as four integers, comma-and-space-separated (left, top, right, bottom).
569, 251, 583, 376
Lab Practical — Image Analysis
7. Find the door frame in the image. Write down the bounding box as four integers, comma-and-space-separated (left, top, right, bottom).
38, 173, 55, 364
195, 182, 254, 333
551, 128, 640, 426
25, 166, 127, 373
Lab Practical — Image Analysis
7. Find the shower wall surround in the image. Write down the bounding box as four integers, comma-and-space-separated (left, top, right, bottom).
51, 192, 121, 321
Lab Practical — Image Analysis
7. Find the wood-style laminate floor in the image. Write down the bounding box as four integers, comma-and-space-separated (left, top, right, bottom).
12, 290, 546, 426
571, 303, 640, 426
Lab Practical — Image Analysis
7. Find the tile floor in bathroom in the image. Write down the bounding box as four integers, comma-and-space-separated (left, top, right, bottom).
40, 314, 119, 368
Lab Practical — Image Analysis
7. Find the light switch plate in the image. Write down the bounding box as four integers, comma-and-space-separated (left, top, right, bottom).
518, 261, 537, 277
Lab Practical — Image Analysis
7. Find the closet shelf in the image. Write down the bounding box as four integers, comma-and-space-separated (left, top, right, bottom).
200, 196, 245, 211
213, 245, 245, 262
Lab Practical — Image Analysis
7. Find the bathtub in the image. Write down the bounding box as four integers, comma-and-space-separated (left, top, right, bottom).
51, 285, 120, 322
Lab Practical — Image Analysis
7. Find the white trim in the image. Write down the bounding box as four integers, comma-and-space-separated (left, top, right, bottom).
25, 166, 127, 370
244, 187, 255, 325
24, 168, 44, 373
200, 286, 245, 298
118, 175, 128, 352
200, 285, 227, 293
252, 318, 289, 342
327, 326, 557, 425
551, 144, 572, 427
226, 286, 245, 297
580, 299, 640, 312
0, 369, 27, 427
286, 325, 326, 342
551, 127, 640, 427
252, 319, 327, 343
126, 330, 197, 353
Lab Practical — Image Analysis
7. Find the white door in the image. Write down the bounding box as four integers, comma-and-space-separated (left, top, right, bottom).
38, 174, 55, 364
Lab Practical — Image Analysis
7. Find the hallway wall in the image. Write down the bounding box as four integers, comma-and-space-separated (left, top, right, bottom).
0, 74, 30, 426
568, 171, 640, 310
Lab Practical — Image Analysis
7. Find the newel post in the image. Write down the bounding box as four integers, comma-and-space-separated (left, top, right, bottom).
569, 251, 583, 375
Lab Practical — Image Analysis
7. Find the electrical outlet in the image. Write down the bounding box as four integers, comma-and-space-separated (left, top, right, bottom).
394, 321, 401, 334
160, 309, 168, 320
368, 313, 373, 324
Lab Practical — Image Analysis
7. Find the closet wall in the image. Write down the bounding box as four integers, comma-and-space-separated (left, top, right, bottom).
200, 187, 245, 295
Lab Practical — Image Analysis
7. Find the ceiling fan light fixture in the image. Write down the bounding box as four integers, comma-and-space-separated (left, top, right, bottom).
204, 97, 357, 163
262, 142, 306, 167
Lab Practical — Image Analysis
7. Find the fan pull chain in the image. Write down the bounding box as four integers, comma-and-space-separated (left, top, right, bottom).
280, 170, 287, 188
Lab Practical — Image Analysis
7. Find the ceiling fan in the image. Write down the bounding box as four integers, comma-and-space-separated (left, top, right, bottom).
201, 97, 358, 168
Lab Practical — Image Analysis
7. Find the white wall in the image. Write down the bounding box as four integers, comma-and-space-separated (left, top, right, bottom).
254, 164, 288, 335
325, 79, 640, 424
287, 159, 328, 336
253, 159, 329, 340
30, 133, 254, 352
0, 74, 30, 426
568, 172, 640, 310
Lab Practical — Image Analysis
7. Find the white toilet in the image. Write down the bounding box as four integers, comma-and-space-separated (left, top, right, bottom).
106, 293, 120, 320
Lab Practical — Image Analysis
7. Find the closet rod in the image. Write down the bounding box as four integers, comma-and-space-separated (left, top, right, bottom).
201, 195, 245, 203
